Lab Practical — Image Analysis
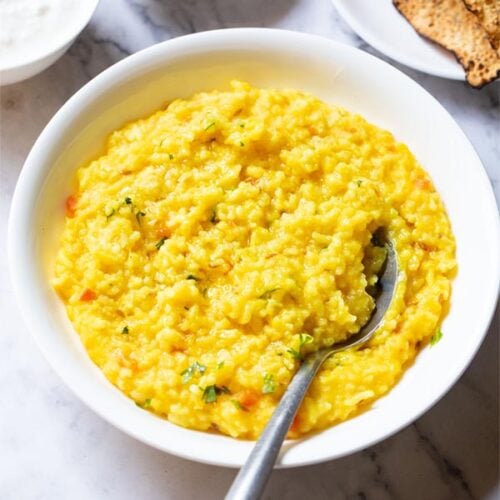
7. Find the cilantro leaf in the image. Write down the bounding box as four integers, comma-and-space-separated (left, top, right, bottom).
259, 288, 279, 300
209, 208, 218, 223
202, 385, 218, 403
181, 361, 207, 383
155, 237, 168, 250
262, 374, 277, 394
231, 400, 246, 411
287, 348, 303, 361
299, 333, 313, 347
430, 329, 443, 346
201, 384, 231, 403
135, 211, 145, 224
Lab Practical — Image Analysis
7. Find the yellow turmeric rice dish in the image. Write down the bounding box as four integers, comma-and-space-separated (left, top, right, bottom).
53, 81, 456, 439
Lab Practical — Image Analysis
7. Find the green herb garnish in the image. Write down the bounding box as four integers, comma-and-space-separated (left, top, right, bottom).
135, 211, 145, 224
106, 208, 116, 219
231, 400, 246, 411
299, 333, 313, 347
209, 208, 217, 223
240, 141, 245, 147
168, 153, 174, 160
181, 361, 207, 383
155, 237, 167, 250
204, 122, 216, 131
239, 123, 245, 128
202, 385, 218, 403
135, 398, 152, 408
287, 348, 303, 360
186, 275, 200, 281
262, 374, 277, 394
124, 197, 133, 205
217, 361, 225, 370
356, 180, 362, 187
202, 385, 231, 403
121, 326, 129, 335
259, 288, 279, 300
430, 329, 443, 346
287, 334, 313, 361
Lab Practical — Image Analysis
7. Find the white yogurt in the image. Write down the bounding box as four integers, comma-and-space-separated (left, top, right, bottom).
0, 0, 93, 68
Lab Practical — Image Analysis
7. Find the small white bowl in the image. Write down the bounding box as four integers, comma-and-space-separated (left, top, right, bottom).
8, 29, 500, 468
0, 0, 99, 86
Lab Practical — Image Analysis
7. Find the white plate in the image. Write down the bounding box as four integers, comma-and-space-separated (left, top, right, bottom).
332, 0, 465, 80
8, 29, 499, 468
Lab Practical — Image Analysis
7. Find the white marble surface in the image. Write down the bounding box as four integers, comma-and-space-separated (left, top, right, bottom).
1, 1, 499, 499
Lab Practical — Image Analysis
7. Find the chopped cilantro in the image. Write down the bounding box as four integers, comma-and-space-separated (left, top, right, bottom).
240, 141, 245, 147
135, 211, 145, 224
299, 333, 313, 347
181, 361, 207, 383
231, 399, 246, 411
259, 288, 279, 299
287, 348, 303, 361
155, 237, 167, 250
217, 361, 225, 370
204, 122, 216, 131
356, 180, 362, 187
262, 374, 277, 394
202, 384, 231, 403
124, 197, 133, 205
287, 334, 313, 361
430, 329, 443, 346
239, 123, 245, 128
121, 326, 129, 335
168, 153, 174, 160
186, 275, 200, 281
144, 398, 152, 407
209, 208, 217, 223
202, 385, 218, 403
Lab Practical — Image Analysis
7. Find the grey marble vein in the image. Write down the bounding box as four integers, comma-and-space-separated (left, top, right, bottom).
0, 0, 498, 499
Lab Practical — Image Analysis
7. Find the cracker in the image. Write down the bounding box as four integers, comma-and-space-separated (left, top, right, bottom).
463, 0, 500, 52
394, 0, 500, 87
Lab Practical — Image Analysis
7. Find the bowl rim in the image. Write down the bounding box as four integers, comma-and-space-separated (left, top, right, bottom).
8, 28, 500, 468
0, 0, 100, 72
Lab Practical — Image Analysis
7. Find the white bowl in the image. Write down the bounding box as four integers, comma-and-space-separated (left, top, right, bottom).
8, 29, 500, 468
0, 0, 99, 86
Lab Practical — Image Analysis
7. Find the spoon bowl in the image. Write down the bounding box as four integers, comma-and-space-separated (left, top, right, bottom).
226, 240, 398, 500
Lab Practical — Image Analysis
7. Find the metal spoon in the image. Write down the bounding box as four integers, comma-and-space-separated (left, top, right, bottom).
226, 240, 398, 500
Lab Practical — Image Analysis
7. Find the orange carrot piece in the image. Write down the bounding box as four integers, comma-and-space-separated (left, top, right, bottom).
80, 288, 97, 301
65, 195, 78, 218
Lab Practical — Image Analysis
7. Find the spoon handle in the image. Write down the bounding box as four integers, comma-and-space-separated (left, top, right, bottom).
225, 352, 326, 500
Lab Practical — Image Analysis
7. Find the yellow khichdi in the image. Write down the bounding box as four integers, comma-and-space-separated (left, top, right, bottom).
53, 81, 456, 439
